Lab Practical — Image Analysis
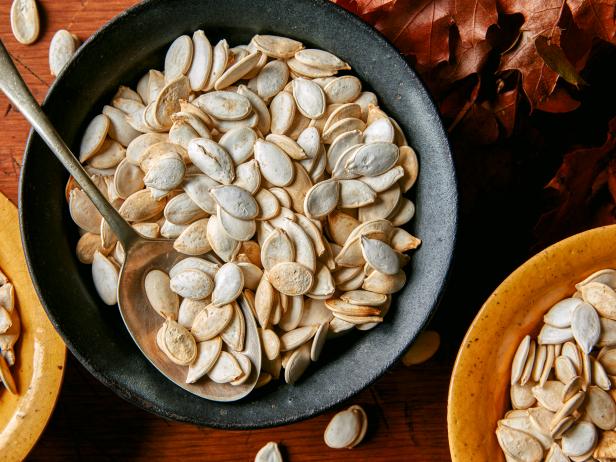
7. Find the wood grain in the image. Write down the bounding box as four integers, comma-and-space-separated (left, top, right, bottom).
0, 1, 454, 460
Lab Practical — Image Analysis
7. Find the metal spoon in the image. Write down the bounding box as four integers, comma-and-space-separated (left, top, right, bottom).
0, 40, 260, 401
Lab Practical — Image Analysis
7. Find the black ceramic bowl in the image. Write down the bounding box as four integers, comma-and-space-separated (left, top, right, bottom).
19, 0, 457, 428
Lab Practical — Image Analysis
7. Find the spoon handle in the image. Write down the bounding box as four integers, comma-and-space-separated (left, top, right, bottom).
0, 40, 138, 248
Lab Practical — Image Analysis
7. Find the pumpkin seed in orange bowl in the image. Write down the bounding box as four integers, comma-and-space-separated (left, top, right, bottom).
448, 224, 616, 461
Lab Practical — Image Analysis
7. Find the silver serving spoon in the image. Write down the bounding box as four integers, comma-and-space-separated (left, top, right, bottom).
0, 40, 260, 401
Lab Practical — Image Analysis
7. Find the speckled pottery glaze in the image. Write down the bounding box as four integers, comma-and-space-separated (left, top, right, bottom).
19, 0, 457, 428
448, 224, 616, 461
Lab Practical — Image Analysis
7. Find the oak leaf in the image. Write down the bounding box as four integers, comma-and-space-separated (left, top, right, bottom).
568, 0, 616, 42
498, 0, 568, 110
373, 0, 454, 72
535, 116, 616, 244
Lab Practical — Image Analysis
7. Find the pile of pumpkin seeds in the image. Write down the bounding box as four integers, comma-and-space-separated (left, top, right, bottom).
0, 267, 19, 395
497, 269, 616, 461
67, 31, 420, 394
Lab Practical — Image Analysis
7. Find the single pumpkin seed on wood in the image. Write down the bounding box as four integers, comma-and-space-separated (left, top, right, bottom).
254, 442, 283, 462
191, 303, 234, 341
144, 270, 179, 319
49, 29, 80, 77
186, 337, 222, 384
324, 407, 363, 449
10, 0, 39, 45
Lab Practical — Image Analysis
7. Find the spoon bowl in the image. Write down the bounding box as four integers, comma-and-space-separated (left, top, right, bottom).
0, 40, 260, 402
119, 239, 261, 401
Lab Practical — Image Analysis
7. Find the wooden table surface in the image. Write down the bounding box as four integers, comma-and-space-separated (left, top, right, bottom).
0, 1, 514, 460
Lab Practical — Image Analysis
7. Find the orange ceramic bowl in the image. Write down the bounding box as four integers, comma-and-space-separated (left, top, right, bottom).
447, 224, 616, 461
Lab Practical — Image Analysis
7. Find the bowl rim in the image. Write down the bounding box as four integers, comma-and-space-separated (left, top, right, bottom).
19, 0, 458, 428
447, 224, 616, 459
